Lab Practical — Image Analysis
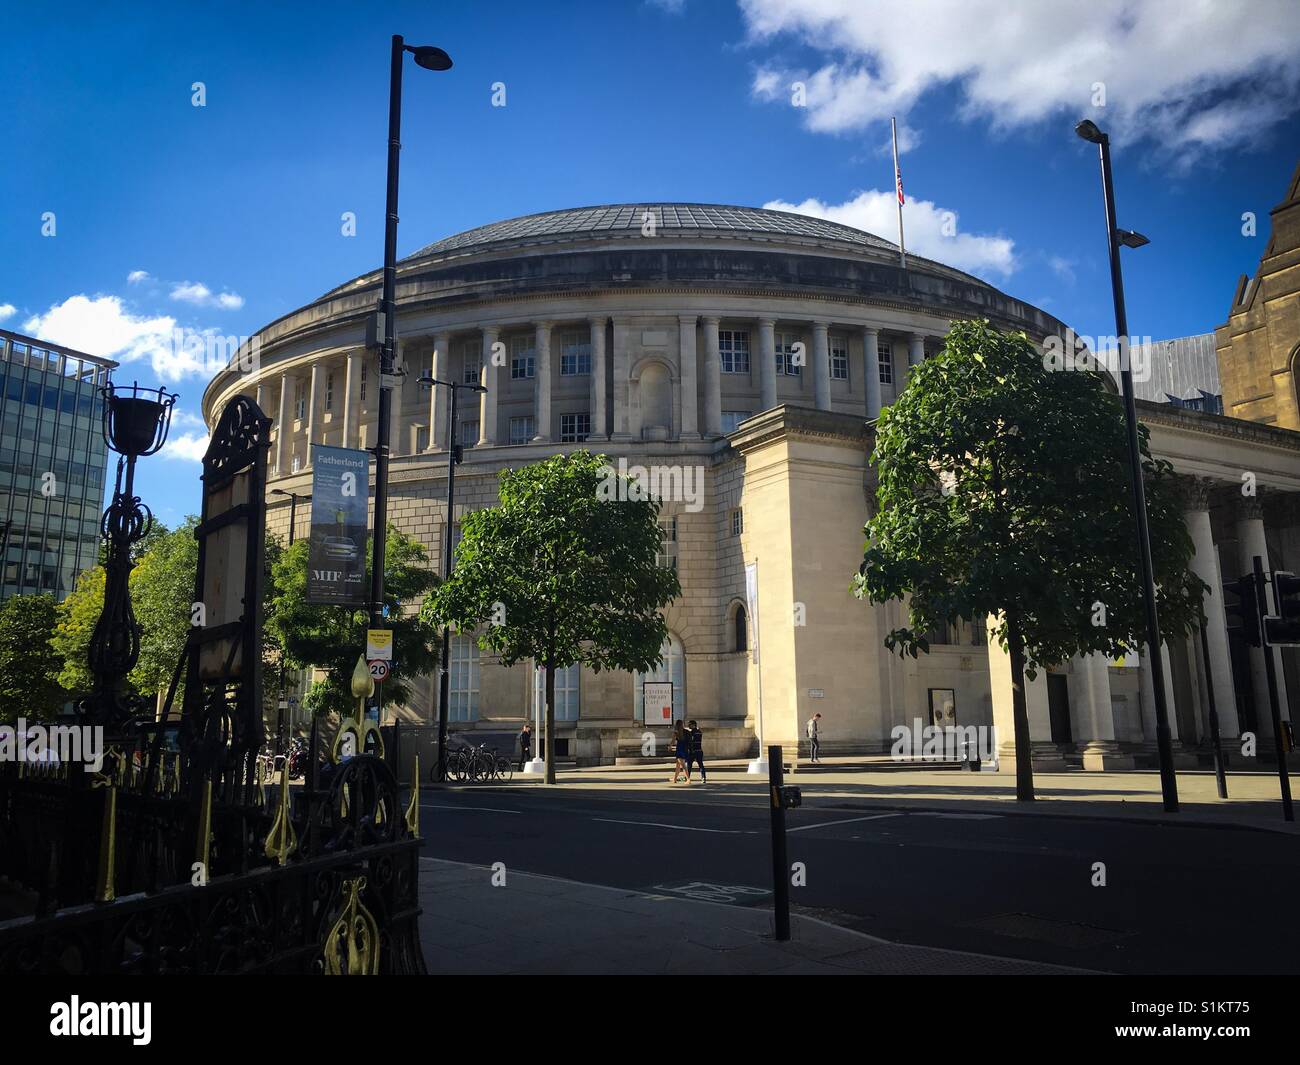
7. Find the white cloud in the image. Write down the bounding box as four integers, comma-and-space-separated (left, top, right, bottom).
24, 294, 176, 366
170, 280, 244, 310
743, 0, 1300, 154
0, 303, 15, 322
161, 431, 210, 462
764, 190, 1015, 277
1047, 255, 1077, 284
127, 270, 150, 284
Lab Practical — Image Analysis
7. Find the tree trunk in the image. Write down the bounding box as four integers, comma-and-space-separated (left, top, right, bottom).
544, 663, 556, 785
1006, 612, 1035, 801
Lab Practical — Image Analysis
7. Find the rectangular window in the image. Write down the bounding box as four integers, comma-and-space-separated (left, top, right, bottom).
325, 372, 334, 411
462, 341, 483, 385
509, 415, 536, 445
360, 364, 368, 402
560, 413, 590, 443
830, 336, 849, 381
721, 411, 751, 434
731, 508, 743, 536
719, 330, 751, 374
776, 332, 801, 376
294, 381, 306, 421
658, 517, 677, 543
877, 343, 893, 385
415, 425, 429, 452
559, 331, 592, 376
449, 634, 479, 722
459, 419, 480, 446
510, 335, 536, 379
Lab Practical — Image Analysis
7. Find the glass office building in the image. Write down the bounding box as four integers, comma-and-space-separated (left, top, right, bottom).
0, 328, 115, 601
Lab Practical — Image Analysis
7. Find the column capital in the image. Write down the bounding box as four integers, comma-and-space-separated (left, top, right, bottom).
588, 314, 608, 330
812, 319, 831, 331
1235, 494, 1265, 523
757, 316, 777, 328
861, 324, 881, 336
1177, 475, 1215, 512
677, 314, 698, 327
534, 319, 555, 331
701, 315, 721, 328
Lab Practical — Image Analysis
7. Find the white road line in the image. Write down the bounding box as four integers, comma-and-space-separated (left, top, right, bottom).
593, 817, 753, 834
420, 803, 522, 814
787, 814, 903, 833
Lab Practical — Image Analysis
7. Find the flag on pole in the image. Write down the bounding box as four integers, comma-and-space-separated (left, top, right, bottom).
891, 116, 907, 270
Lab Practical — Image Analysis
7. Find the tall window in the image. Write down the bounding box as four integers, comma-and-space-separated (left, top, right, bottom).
448, 635, 479, 722
415, 425, 429, 452
560, 413, 590, 443
535, 663, 579, 721
721, 411, 752, 434
733, 604, 748, 653
360, 363, 368, 402
559, 330, 592, 376
459, 419, 480, 446
294, 381, 306, 420
776, 332, 801, 376
325, 372, 335, 411
731, 508, 743, 536
657, 516, 678, 572
636, 633, 685, 722
510, 335, 535, 379
830, 336, 849, 381
509, 415, 536, 445
719, 330, 750, 374
461, 340, 483, 385
877, 343, 893, 385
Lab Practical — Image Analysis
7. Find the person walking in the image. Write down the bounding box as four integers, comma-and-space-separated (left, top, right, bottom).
670, 720, 689, 783
686, 719, 707, 783
518, 721, 533, 772
806, 712, 822, 764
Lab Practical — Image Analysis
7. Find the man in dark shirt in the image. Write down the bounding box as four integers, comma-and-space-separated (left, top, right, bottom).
687, 720, 707, 783
518, 722, 533, 771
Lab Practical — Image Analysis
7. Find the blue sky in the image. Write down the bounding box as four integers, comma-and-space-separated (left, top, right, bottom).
2, 0, 1298, 522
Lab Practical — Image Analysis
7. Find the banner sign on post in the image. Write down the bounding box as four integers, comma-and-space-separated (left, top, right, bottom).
366, 629, 393, 661
643, 681, 674, 724
306, 445, 369, 605
744, 562, 760, 664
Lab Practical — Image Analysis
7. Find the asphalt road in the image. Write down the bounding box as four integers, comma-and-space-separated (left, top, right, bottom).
416, 783, 1300, 974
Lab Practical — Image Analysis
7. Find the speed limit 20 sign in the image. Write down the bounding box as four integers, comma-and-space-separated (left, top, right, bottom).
367, 659, 390, 682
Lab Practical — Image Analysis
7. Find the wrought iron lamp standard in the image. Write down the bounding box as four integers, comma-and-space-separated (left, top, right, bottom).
85, 380, 176, 730
1074, 118, 1178, 812
418, 374, 485, 782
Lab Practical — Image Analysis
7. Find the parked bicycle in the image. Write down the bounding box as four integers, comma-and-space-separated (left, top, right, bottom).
435, 743, 513, 784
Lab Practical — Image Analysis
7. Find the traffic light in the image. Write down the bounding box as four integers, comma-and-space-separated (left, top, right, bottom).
1265, 570, 1300, 647
1223, 575, 1262, 647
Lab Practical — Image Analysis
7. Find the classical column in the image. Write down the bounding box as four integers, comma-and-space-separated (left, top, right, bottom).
986, 613, 1068, 771
274, 372, 293, 475
429, 332, 450, 450
1184, 480, 1239, 738
532, 320, 553, 442
701, 316, 722, 437
589, 316, 608, 441
612, 316, 632, 441
389, 351, 405, 457
908, 333, 925, 366
1067, 654, 1133, 769
758, 317, 777, 412
678, 315, 700, 439
812, 320, 831, 411
304, 362, 320, 467
479, 325, 500, 446
863, 327, 881, 420
342, 351, 360, 449
1235, 495, 1291, 722
1138, 643, 1182, 748
255, 379, 269, 416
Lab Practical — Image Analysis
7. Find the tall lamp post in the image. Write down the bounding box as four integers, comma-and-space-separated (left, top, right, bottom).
270, 489, 310, 751
1075, 118, 1179, 813
418, 374, 485, 781
369, 33, 453, 646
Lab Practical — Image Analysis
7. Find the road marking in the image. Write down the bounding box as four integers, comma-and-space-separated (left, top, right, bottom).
593, 817, 753, 834
788, 814, 903, 833
420, 803, 522, 814
914, 812, 1002, 820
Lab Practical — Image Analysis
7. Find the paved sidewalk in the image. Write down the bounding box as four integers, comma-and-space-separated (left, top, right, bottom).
418, 857, 1089, 975
468, 760, 1300, 833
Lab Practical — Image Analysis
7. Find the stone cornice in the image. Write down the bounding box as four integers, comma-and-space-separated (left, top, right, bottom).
726, 404, 872, 455
1137, 398, 1300, 453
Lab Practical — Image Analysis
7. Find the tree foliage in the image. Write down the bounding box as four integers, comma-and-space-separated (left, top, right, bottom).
266, 524, 439, 719
128, 517, 198, 698
0, 594, 66, 722
52, 565, 106, 697
853, 319, 1203, 799
421, 451, 680, 783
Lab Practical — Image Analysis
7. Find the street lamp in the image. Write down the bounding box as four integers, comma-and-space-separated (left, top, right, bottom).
270, 489, 310, 751
1075, 117, 1178, 812
418, 373, 485, 781
369, 33, 454, 658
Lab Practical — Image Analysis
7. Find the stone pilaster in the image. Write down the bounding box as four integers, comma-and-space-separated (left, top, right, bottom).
702, 316, 722, 437
678, 315, 699, 439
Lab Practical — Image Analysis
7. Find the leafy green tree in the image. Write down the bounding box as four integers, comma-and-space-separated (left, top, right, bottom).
0, 594, 66, 722
853, 319, 1203, 801
266, 524, 439, 719
129, 516, 199, 702
52, 565, 105, 697
421, 451, 680, 783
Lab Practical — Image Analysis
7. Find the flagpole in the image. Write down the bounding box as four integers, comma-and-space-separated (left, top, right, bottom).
892, 116, 907, 270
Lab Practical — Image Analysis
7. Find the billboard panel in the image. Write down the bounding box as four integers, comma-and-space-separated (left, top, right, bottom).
306, 445, 369, 605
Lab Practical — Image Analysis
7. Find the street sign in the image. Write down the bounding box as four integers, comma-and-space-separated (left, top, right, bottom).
366, 628, 393, 661
368, 659, 390, 682
643, 681, 674, 723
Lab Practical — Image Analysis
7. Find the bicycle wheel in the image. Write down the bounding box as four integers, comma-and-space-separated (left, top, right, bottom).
495, 755, 514, 783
